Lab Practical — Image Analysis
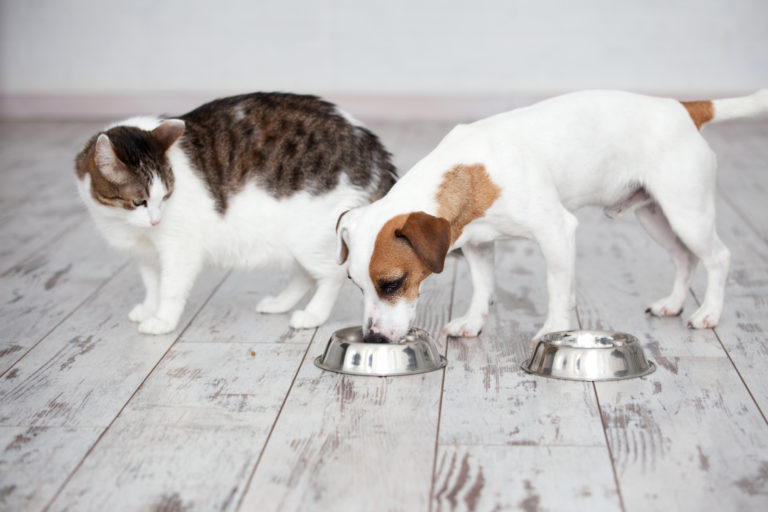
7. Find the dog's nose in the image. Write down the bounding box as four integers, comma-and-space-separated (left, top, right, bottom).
363, 331, 391, 344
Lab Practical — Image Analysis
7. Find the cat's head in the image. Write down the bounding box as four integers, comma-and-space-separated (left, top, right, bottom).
75, 119, 185, 228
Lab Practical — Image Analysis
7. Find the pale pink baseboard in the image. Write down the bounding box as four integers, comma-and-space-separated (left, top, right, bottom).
0, 93, 548, 121
0, 90, 739, 122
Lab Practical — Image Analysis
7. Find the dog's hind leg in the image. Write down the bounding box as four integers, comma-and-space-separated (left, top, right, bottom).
667, 213, 729, 329
635, 202, 698, 317
651, 172, 730, 329
442, 241, 495, 338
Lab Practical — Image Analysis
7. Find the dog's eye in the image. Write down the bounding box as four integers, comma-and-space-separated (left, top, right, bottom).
378, 275, 406, 296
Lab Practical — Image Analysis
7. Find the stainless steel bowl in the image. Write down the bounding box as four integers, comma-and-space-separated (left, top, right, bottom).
314, 327, 447, 377
521, 330, 656, 381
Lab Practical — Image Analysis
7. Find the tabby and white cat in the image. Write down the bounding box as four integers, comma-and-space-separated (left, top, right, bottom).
75, 93, 396, 334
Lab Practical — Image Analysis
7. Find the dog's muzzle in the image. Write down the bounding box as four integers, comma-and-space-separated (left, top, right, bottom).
363, 318, 391, 343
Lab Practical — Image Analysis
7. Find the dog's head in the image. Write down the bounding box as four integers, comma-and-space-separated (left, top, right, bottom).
337, 207, 451, 342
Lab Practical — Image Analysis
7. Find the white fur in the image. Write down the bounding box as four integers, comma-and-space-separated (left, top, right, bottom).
79, 117, 375, 334
339, 90, 768, 344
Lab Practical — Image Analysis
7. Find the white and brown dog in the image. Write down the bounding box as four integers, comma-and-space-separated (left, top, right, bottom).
337, 89, 768, 343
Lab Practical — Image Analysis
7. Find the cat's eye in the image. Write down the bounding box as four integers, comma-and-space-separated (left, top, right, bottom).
133, 199, 147, 207
378, 274, 406, 296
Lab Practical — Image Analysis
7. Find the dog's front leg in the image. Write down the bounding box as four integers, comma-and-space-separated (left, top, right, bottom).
442, 242, 495, 338
532, 210, 579, 345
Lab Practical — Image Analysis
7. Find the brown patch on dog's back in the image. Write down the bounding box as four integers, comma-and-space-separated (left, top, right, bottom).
681, 100, 714, 130
436, 163, 501, 243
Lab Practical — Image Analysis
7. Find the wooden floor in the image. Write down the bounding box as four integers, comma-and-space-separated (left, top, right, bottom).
1, 116, 767, 512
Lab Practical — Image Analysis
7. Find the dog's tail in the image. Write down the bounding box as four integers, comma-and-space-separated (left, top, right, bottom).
682, 89, 768, 130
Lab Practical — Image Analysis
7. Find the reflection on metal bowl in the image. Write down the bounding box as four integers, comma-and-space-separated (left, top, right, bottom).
314, 326, 446, 377
521, 330, 656, 381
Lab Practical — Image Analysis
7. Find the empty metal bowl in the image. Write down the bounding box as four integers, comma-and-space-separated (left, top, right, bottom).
314, 327, 447, 377
521, 330, 656, 381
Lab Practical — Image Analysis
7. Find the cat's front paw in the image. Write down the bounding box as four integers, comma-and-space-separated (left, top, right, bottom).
289, 310, 322, 329
138, 316, 176, 335
129, 303, 155, 323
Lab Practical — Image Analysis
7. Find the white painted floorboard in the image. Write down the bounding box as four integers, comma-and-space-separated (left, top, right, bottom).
0, 117, 767, 511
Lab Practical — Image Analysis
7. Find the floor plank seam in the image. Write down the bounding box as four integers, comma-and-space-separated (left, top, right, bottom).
689, 288, 768, 426
593, 382, 627, 512
428, 260, 457, 512
234, 325, 318, 511
0, 259, 131, 380
578, 305, 626, 511
38, 269, 231, 512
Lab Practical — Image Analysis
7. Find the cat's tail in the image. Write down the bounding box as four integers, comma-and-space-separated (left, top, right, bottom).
683, 89, 768, 129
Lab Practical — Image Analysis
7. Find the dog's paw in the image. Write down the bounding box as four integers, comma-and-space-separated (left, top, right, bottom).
645, 298, 683, 317
289, 310, 322, 330
686, 308, 720, 330
441, 315, 485, 338
129, 303, 154, 323
138, 316, 176, 335
531, 323, 571, 348
256, 295, 291, 314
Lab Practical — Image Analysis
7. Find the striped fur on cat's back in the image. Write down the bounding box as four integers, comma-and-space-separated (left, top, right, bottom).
75, 92, 396, 335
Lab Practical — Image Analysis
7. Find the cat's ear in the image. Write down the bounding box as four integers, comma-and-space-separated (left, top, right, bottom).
94, 134, 131, 185
151, 119, 185, 152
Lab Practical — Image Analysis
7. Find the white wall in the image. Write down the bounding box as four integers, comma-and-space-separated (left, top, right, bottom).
1, 0, 767, 116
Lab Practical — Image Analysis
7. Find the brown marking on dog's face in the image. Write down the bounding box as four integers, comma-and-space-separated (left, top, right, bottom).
436, 163, 501, 244
369, 212, 451, 303
681, 100, 714, 130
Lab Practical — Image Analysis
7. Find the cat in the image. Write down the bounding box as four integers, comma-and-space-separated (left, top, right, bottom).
75, 92, 396, 335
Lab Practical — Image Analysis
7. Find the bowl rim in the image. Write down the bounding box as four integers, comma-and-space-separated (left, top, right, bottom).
538, 330, 639, 348
314, 326, 447, 377
521, 329, 657, 381
314, 354, 447, 377
519, 359, 656, 381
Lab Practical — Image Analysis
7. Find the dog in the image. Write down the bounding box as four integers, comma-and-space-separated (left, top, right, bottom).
336, 89, 768, 344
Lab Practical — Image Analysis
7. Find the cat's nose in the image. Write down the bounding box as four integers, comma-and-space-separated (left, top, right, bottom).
151, 219, 161, 226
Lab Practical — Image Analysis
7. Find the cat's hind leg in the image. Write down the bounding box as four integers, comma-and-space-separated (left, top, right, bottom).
256, 266, 313, 314
289, 265, 345, 329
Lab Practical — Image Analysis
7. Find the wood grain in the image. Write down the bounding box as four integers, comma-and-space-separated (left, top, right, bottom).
0, 223, 130, 375
0, 426, 101, 511
1, 118, 767, 512
575, 204, 768, 511
0, 263, 226, 508
47, 342, 308, 511
238, 262, 455, 512
439, 241, 605, 447
434, 240, 620, 510
433, 445, 620, 512
180, 269, 315, 345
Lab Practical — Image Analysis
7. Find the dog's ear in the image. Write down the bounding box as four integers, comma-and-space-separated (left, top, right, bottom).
395, 211, 451, 273
336, 210, 351, 264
